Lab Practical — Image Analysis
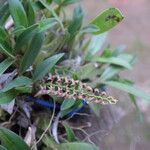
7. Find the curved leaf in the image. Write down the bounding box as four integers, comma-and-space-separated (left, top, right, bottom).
0, 127, 31, 150
58, 142, 99, 150
33, 53, 64, 81
20, 31, 44, 73
8, 0, 28, 27
90, 8, 124, 34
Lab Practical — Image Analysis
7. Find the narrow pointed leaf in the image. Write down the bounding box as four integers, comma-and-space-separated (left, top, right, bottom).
20, 31, 44, 73
0, 58, 14, 76
8, 0, 28, 27
0, 127, 31, 150
104, 80, 150, 102
33, 53, 64, 81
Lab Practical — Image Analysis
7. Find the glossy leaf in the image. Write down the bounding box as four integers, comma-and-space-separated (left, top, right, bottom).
33, 53, 64, 81
58, 142, 99, 150
0, 90, 18, 104
8, 0, 28, 27
0, 127, 31, 150
90, 8, 124, 34
63, 123, 76, 142
20, 31, 44, 73
0, 76, 32, 93
0, 58, 14, 76
104, 80, 150, 102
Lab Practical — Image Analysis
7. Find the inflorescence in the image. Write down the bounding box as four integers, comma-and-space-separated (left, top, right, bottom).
35, 75, 118, 105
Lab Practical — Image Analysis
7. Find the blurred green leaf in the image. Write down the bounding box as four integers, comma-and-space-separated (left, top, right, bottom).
104, 80, 150, 102
75, 63, 96, 79
15, 24, 39, 52
0, 44, 14, 59
39, 18, 58, 32
54, 0, 80, 5
33, 53, 64, 81
100, 65, 123, 81
8, 0, 28, 27
93, 56, 132, 69
85, 33, 107, 60
63, 123, 76, 142
0, 127, 31, 150
129, 94, 143, 122
58, 142, 99, 150
90, 8, 124, 34
26, 0, 36, 25
0, 76, 32, 93
0, 90, 18, 104
61, 99, 76, 111
0, 2, 9, 26
0, 145, 7, 150
88, 103, 101, 117
0, 58, 14, 76
68, 5, 84, 38
20, 31, 44, 73
80, 24, 100, 34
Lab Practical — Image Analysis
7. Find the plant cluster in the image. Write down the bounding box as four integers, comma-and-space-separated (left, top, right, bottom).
0, 0, 150, 150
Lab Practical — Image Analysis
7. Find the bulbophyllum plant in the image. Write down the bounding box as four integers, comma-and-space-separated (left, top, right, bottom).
0, 0, 150, 150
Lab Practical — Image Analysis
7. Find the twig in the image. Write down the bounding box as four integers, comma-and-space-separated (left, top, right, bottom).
31, 101, 56, 149
52, 112, 61, 144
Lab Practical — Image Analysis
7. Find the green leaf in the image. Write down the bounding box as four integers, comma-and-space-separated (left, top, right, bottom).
8, 0, 28, 27
0, 76, 32, 93
63, 123, 76, 142
0, 127, 31, 150
20, 31, 44, 73
93, 56, 132, 69
62, 0, 80, 6
58, 142, 99, 150
39, 18, 58, 32
0, 44, 14, 59
33, 53, 64, 81
61, 99, 76, 111
80, 24, 100, 34
88, 103, 101, 117
100, 65, 123, 81
75, 63, 96, 79
0, 3, 10, 26
0, 145, 7, 150
68, 5, 84, 37
104, 80, 150, 102
90, 8, 124, 34
15, 24, 39, 52
85, 33, 107, 60
26, 0, 36, 25
0, 58, 14, 76
0, 90, 18, 104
